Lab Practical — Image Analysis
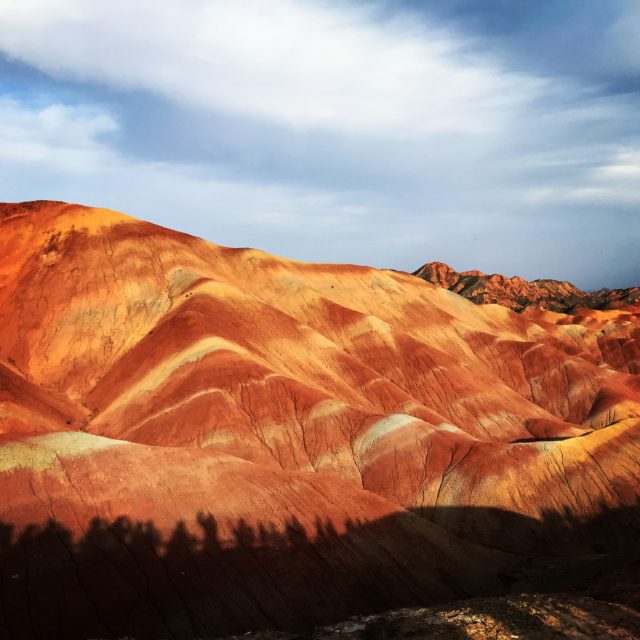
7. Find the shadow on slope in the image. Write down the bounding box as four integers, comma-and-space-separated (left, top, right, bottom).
1, 502, 640, 640
419, 500, 640, 560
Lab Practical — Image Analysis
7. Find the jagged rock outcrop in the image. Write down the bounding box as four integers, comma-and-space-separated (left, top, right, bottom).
414, 261, 640, 313
0, 201, 639, 639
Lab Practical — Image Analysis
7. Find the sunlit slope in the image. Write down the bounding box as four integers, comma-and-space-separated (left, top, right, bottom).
1, 200, 639, 550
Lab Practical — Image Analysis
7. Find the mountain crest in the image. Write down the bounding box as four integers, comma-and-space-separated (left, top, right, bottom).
414, 260, 639, 313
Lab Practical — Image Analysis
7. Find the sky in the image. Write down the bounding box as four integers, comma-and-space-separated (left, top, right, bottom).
0, 1, 638, 289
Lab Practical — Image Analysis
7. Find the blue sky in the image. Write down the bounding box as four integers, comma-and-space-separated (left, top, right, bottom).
0, 0, 638, 289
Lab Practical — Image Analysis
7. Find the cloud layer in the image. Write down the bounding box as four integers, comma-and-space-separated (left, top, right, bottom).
0, 0, 638, 288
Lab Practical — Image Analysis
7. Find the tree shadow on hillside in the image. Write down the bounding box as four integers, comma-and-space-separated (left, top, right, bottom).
1, 500, 640, 640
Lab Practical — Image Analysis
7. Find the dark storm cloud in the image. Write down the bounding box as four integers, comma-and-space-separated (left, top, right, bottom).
405, 0, 640, 91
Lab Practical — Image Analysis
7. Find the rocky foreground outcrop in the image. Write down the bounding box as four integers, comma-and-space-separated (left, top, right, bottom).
226, 562, 640, 639
224, 594, 640, 639
0, 201, 639, 639
414, 261, 640, 313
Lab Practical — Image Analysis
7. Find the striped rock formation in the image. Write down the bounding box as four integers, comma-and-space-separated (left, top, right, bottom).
0, 201, 639, 639
415, 260, 640, 314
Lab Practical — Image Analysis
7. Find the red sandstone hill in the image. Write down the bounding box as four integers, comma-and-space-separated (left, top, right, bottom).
1, 201, 639, 639
414, 261, 640, 313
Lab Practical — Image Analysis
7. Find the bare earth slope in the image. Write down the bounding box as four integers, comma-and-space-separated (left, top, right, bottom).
415, 260, 640, 313
1, 201, 640, 639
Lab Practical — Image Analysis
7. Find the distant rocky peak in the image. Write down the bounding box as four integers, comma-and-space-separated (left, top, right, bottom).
413, 261, 639, 313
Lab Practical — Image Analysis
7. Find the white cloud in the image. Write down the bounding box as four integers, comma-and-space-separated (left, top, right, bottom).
0, 1, 637, 287
0, 0, 543, 136
0, 96, 372, 247
522, 148, 640, 207
596, 150, 640, 179
0, 98, 117, 171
